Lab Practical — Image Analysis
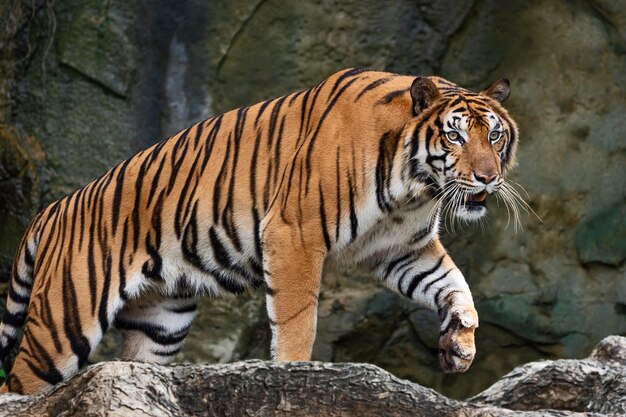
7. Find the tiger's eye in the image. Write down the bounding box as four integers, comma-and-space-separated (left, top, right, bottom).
447, 131, 459, 141
489, 130, 501, 142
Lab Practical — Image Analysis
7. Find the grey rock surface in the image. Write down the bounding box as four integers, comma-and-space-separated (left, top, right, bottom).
0, 0, 624, 399
1, 336, 625, 417
0, 125, 44, 280
470, 335, 626, 414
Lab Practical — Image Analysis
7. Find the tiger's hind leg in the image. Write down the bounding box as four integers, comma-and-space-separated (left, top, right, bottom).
3, 275, 125, 394
114, 293, 198, 364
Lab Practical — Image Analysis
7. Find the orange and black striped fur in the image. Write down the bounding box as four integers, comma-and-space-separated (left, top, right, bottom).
0, 69, 518, 394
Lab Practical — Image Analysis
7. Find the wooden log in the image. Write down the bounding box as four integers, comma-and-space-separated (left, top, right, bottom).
0, 336, 623, 417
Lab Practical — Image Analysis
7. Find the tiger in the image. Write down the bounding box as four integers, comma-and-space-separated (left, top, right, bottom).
0, 68, 518, 395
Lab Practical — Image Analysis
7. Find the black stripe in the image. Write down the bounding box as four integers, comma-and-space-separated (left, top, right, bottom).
335, 148, 342, 241
23, 333, 64, 386
1, 311, 26, 328
327, 68, 367, 102
262, 152, 273, 211
395, 261, 417, 294
131, 156, 150, 252
450, 96, 464, 107
87, 192, 99, 315
115, 319, 190, 346
298, 89, 311, 144
209, 227, 259, 292
222, 107, 249, 252
200, 114, 224, 174
167, 304, 197, 314
208, 228, 255, 293
193, 119, 205, 148
182, 203, 218, 282
62, 261, 91, 368
305, 77, 359, 193
377, 88, 409, 104
38, 278, 63, 353
384, 253, 413, 278
255, 97, 276, 128
49, 199, 70, 274
67, 187, 83, 254
97, 254, 113, 335
111, 158, 132, 233
151, 347, 182, 357
410, 227, 431, 245
347, 173, 358, 242
500, 112, 517, 166
212, 135, 232, 223
32, 208, 58, 272
422, 269, 452, 293
213, 270, 248, 294
267, 97, 287, 147
304, 79, 328, 136
424, 126, 434, 152
288, 90, 304, 106
318, 184, 331, 251
118, 219, 129, 300
437, 290, 462, 326
437, 79, 458, 87
249, 130, 262, 207
395, 255, 417, 277
409, 126, 421, 176
146, 151, 167, 209
174, 134, 205, 239
252, 208, 263, 260
142, 190, 165, 281
434, 285, 452, 309
8, 284, 29, 305
166, 127, 192, 194
443, 160, 457, 175
354, 75, 394, 102
272, 115, 286, 186
209, 227, 235, 269
249, 259, 263, 278
405, 256, 445, 298
375, 131, 399, 212
6, 374, 24, 394
24, 242, 35, 267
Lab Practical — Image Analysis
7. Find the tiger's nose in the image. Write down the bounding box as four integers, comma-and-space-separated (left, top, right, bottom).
474, 171, 498, 184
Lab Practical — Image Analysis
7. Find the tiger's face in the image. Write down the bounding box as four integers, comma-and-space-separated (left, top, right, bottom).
407, 77, 519, 222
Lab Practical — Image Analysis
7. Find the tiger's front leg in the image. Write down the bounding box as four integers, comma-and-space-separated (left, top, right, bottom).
262, 219, 325, 361
373, 238, 478, 372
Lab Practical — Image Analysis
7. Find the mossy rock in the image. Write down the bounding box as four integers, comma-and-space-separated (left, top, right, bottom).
0, 124, 44, 281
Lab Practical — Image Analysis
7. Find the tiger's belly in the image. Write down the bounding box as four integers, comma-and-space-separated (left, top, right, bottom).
126, 220, 264, 299
126, 198, 438, 298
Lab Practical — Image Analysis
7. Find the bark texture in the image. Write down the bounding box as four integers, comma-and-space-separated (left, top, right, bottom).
0, 336, 623, 417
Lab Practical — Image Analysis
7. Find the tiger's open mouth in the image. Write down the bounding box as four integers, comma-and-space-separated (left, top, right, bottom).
463, 191, 488, 208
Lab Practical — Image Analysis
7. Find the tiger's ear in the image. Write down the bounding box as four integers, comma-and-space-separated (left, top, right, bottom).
410, 77, 441, 114
482, 79, 510, 103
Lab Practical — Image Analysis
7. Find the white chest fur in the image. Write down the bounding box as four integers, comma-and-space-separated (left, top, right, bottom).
327, 198, 438, 272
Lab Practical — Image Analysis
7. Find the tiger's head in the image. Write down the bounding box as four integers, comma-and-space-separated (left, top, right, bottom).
405, 76, 520, 223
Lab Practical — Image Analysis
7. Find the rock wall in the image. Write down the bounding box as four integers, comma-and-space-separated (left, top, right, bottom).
0, 0, 624, 399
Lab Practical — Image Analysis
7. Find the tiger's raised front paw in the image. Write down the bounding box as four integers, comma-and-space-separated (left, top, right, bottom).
438, 306, 478, 373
